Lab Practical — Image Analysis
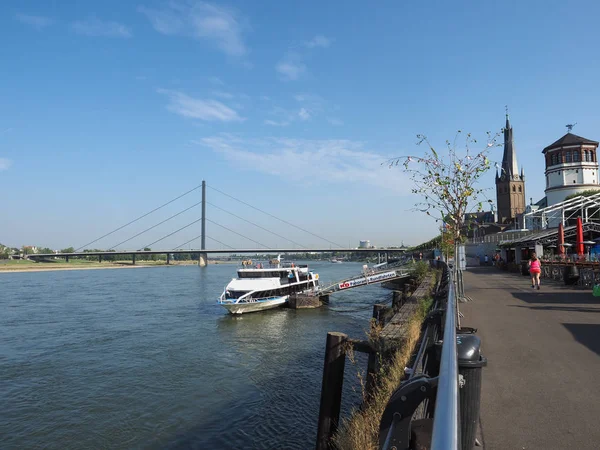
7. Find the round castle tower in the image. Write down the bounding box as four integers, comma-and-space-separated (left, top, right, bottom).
543, 132, 600, 206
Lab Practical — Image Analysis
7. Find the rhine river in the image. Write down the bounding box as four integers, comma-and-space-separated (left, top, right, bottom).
1, 261, 392, 449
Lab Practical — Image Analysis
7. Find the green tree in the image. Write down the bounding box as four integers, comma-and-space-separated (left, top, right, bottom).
388, 131, 500, 245
61, 247, 75, 254
564, 189, 600, 201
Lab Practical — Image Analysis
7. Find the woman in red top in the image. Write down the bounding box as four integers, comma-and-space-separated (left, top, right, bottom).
528, 252, 542, 290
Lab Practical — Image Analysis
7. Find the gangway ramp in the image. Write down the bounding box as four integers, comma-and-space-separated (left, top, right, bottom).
318, 265, 413, 296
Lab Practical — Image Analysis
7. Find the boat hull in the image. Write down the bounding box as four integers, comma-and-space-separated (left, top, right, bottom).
220, 296, 289, 315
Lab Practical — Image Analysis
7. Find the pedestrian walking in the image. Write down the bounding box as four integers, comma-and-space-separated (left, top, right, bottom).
528, 252, 542, 290
484, 254, 489, 265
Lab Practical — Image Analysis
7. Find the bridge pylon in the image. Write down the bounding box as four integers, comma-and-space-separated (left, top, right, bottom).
199, 180, 207, 267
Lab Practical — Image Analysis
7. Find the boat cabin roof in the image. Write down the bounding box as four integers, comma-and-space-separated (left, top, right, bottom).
236, 265, 309, 279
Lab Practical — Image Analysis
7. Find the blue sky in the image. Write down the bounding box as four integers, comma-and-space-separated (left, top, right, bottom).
2, 0, 600, 250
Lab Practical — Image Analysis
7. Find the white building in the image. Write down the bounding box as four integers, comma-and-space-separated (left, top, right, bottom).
543, 132, 600, 206
359, 240, 371, 249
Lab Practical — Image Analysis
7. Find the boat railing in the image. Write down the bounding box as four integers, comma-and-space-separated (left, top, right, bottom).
238, 262, 306, 269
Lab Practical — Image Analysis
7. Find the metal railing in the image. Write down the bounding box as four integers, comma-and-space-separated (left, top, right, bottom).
468, 230, 534, 244
430, 265, 460, 450
378, 262, 461, 450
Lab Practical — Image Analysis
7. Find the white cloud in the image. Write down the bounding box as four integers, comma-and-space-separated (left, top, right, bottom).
264, 119, 289, 127
197, 135, 410, 194
15, 13, 54, 29
294, 93, 324, 108
208, 76, 225, 85
327, 117, 344, 126
305, 35, 332, 48
0, 158, 12, 171
72, 18, 132, 38
158, 89, 244, 122
212, 90, 234, 99
298, 108, 311, 121
276, 53, 306, 81
139, 1, 247, 57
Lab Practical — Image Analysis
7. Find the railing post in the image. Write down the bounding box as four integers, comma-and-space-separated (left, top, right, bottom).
316, 332, 348, 450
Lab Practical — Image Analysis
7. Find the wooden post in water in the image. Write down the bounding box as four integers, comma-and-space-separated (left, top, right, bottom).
392, 290, 401, 310
366, 304, 386, 396
402, 283, 410, 301
372, 303, 387, 326
316, 332, 348, 450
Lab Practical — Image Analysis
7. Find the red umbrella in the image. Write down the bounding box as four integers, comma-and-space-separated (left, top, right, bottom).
576, 217, 585, 257
557, 222, 565, 257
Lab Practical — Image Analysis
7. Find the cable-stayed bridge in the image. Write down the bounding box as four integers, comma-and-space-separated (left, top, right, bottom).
29, 181, 408, 266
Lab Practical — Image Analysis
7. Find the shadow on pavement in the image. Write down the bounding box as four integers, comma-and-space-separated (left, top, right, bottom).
562, 323, 600, 357
509, 305, 600, 313
511, 291, 600, 305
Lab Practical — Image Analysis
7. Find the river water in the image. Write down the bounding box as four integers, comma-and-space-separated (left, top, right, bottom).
1, 261, 393, 449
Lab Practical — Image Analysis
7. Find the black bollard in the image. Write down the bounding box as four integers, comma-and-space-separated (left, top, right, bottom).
456, 332, 487, 450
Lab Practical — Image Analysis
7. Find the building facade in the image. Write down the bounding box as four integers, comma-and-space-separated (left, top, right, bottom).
495, 115, 526, 224
543, 133, 600, 206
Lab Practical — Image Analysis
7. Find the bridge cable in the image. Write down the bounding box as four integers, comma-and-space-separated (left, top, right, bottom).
139, 217, 203, 250
206, 235, 236, 250
206, 218, 268, 248
206, 202, 306, 249
108, 200, 203, 250
206, 184, 344, 248
75, 183, 203, 251
174, 234, 235, 250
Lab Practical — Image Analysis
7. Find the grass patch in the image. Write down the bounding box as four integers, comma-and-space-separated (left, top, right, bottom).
333, 291, 436, 449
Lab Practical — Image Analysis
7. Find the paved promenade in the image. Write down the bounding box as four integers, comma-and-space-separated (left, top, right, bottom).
462, 267, 600, 450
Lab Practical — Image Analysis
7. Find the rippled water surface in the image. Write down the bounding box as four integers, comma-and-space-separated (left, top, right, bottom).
1, 262, 392, 449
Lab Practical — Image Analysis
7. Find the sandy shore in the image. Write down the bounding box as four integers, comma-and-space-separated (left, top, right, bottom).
0, 260, 234, 274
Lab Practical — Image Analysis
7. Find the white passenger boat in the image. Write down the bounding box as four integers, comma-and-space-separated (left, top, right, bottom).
218, 256, 320, 314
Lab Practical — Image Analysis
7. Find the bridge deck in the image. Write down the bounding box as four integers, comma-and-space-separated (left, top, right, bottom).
462, 267, 600, 450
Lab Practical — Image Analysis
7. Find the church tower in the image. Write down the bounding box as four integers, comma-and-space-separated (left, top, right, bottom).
495, 114, 526, 224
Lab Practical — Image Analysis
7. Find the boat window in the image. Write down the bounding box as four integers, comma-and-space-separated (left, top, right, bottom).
237, 271, 283, 278
226, 290, 250, 299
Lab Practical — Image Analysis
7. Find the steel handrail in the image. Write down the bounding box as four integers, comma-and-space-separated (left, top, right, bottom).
430, 267, 460, 450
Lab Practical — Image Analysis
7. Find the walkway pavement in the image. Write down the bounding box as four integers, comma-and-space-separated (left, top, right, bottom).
461, 267, 600, 450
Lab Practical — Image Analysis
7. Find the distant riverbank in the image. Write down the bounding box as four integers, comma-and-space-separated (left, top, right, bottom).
0, 259, 236, 273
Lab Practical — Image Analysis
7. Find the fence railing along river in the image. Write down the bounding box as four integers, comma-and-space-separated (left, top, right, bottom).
315, 261, 487, 450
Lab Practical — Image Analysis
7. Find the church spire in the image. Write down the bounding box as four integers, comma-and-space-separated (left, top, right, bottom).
502, 109, 520, 180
